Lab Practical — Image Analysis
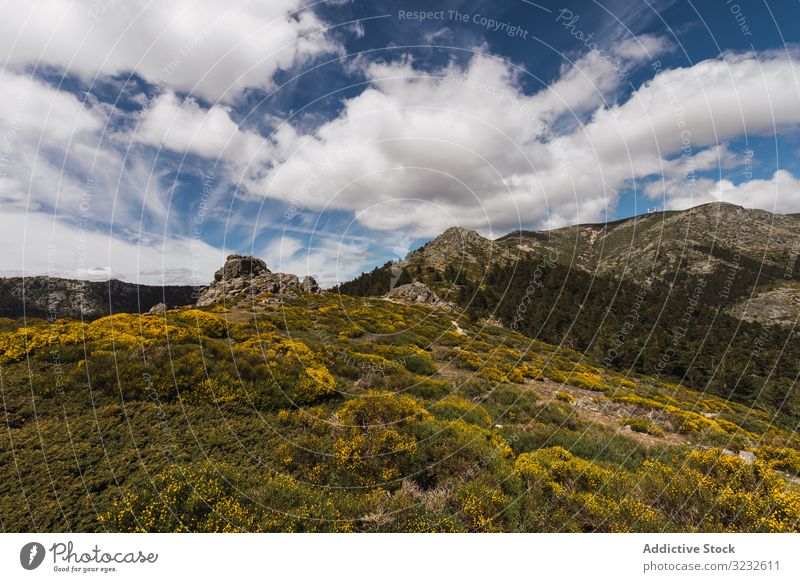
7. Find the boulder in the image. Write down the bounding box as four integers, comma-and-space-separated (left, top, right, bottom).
386, 281, 439, 304
301, 276, 320, 293
738, 450, 756, 464
213, 254, 268, 281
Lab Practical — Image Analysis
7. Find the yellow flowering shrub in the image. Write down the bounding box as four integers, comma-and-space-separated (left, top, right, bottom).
519, 364, 543, 380
338, 391, 431, 429
444, 419, 513, 459
240, 334, 336, 404
169, 309, 228, 337
544, 367, 568, 383
455, 349, 484, 371
514, 447, 638, 532
620, 417, 664, 437
333, 392, 429, 486
0, 310, 233, 364
636, 449, 800, 532
476, 366, 510, 384
754, 446, 800, 476
568, 371, 608, 392
100, 463, 260, 532
375, 344, 437, 375
429, 395, 492, 427
555, 391, 575, 403
456, 481, 510, 532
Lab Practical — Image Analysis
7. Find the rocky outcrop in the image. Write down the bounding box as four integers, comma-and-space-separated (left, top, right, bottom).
386, 281, 440, 304
406, 226, 516, 274
0, 277, 196, 320
195, 254, 319, 306
725, 285, 800, 326
385, 281, 457, 312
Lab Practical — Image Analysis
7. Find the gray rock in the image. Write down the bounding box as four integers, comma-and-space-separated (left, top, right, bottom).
213, 254, 268, 281
386, 281, 439, 304
301, 276, 320, 293
0, 276, 195, 320
738, 450, 756, 464
196, 255, 320, 306
148, 302, 167, 313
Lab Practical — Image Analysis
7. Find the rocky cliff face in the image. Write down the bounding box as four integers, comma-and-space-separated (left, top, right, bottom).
725, 284, 800, 325
195, 255, 319, 306
0, 277, 197, 320
386, 281, 440, 304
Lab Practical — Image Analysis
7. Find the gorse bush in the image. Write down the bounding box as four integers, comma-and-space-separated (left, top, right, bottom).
100, 463, 259, 533
3, 295, 800, 533
621, 417, 665, 437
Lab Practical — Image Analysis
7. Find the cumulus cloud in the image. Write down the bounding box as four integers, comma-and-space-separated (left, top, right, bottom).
0, 0, 337, 102
0, 70, 230, 283
261, 234, 370, 287
136, 92, 268, 162
251, 46, 800, 236
660, 170, 800, 214
0, 0, 338, 284
4, 4, 800, 285
0, 71, 167, 227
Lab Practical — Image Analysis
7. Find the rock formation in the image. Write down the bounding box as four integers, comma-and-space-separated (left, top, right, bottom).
386, 281, 440, 304
195, 254, 320, 306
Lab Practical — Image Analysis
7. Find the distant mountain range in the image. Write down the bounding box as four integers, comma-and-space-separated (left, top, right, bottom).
0, 254, 321, 321
3, 202, 797, 327
0, 277, 198, 320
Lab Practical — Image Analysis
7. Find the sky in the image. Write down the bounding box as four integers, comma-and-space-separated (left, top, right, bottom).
1, 0, 799, 287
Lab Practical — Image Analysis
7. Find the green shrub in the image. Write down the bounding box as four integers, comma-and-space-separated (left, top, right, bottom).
621, 417, 664, 437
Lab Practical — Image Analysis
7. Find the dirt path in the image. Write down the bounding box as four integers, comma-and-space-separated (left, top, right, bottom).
530, 379, 690, 446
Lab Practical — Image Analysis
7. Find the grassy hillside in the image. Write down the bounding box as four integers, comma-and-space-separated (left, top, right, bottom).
338, 204, 800, 424
2, 292, 799, 532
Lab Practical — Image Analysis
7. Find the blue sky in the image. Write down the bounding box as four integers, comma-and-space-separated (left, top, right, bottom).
1, 0, 799, 286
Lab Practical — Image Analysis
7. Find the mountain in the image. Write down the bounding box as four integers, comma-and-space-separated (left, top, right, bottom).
2, 253, 800, 533
0, 276, 197, 320
344, 202, 800, 294
338, 202, 800, 416
498, 202, 799, 286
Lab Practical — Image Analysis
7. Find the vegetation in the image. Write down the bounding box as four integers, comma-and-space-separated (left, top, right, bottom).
341, 253, 800, 428
2, 290, 799, 532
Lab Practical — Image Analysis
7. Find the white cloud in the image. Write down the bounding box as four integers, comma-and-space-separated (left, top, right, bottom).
0, 211, 221, 285
660, 170, 800, 214
0, 71, 169, 227
251, 47, 800, 236
3, 10, 800, 286
611, 34, 673, 62
136, 92, 268, 162
0, 71, 229, 284
0, 0, 337, 102
262, 234, 370, 287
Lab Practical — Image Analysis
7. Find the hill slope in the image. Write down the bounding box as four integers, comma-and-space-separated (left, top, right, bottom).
1, 273, 799, 532
339, 203, 800, 419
